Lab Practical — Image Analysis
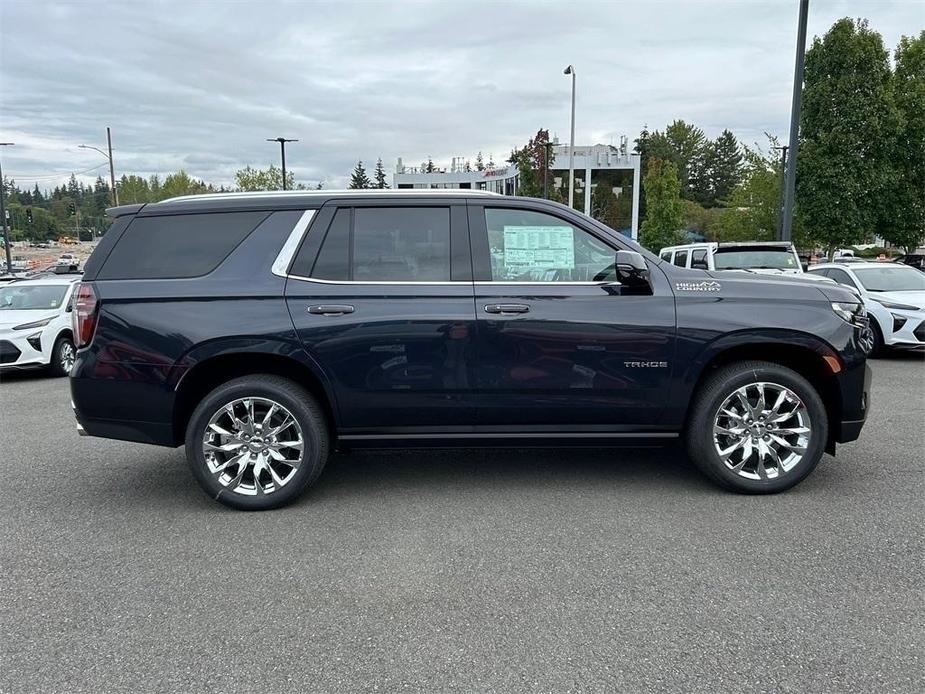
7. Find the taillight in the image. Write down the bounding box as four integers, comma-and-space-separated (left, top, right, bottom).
73, 283, 99, 348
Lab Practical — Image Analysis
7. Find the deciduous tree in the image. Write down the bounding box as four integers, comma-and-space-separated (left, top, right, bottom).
639, 158, 684, 251
796, 18, 897, 259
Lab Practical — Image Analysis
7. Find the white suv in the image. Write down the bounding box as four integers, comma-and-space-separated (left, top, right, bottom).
808, 262, 925, 353
0, 276, 80, 376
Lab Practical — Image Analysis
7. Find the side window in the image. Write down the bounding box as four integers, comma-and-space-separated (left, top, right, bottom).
97, 211, 267, 280
673, 250, 689, 268
691, 249, 708, 269
828, 268, 858, 288
310, 209, 350, 280
353, 208, 450, 281
484, 208, 616, 282
660, 251, 672, 262
299, 207, 452, 282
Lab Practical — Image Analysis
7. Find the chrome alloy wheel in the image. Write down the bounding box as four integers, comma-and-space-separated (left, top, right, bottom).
202, 397, 304, 496
712, 382, 812, 481
60, 341, 76, 372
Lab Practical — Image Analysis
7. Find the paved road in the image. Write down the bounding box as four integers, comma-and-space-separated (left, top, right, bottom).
1, 354, 923, 693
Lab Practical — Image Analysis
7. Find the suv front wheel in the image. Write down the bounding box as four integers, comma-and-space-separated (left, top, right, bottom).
686, 360, 828, 493
185, 375, 330, 510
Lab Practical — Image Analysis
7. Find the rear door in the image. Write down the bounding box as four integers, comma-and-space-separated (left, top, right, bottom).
467, 201, 676, 427
284, 200, 478, 432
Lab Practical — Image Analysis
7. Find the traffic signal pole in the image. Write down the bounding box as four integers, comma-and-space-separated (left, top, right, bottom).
0, 145, 12, 273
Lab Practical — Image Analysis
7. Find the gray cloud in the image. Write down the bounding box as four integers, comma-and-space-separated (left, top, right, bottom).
0, 0, 921, 190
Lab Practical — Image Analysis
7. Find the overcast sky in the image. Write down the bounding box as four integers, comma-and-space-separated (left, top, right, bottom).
1, 0, 922, 190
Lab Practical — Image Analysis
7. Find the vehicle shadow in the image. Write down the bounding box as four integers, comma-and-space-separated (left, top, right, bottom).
0, 368, 60, 384
873, 348, 925, 362
95, 442, 715, 513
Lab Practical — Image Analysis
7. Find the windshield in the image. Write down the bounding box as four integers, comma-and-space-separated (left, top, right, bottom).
853, 266, 925, 292
713, 248, 798, 270
0, 285, 68, 310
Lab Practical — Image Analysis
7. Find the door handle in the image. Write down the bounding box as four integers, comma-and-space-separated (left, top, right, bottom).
484, 303, 530, 315
308, 304, 355, 316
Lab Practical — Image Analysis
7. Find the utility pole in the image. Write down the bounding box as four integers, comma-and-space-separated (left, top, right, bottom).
79, 127, 118, 207
542, 141, 556, 199
267, 138, 298, 190
107, 127, 118, 206
781, 0, 809, 242
564, 66, 576, 209
0, 142, 14, 273
772, 144, 789, 238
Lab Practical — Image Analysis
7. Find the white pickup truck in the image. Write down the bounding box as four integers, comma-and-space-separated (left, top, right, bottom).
659, 241, 808, 275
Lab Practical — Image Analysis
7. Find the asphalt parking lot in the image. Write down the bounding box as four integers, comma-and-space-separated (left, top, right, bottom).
1, 353, 922, 693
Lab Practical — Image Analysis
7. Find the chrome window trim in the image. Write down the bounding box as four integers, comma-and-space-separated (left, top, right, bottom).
284, 274, 613, 287
271, 210, 316, 278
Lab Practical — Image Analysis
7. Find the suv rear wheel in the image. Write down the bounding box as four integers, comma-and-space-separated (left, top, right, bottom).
185, 375, 329, 510
686, 360, 828, 493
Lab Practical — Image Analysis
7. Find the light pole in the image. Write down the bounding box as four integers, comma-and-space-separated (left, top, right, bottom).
78, 126, 118, 206
772, 144, 789, 238
564, 65, 576, 210
781, 0, 809, 242
267, 138, 298, 190
0, 142, 13, 273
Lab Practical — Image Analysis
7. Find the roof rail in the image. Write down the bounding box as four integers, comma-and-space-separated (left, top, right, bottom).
158, 189, 502, 204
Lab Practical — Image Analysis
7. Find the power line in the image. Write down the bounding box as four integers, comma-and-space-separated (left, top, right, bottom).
7, 162, 108, 182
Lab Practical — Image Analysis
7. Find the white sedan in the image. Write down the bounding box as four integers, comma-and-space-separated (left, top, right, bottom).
808, 262, 925, 353
0, 276, 81, 376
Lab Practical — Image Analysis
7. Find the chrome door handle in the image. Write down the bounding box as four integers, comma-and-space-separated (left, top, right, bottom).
484, 303, 530, 315
308, 304, 355, 316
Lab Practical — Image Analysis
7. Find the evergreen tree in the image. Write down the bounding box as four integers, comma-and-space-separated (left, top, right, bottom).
373, 158, 389, 188
348, 160, 371, 189
797, 18, 897, 259
704, 130, 743, 205
475, 152, 484, 171
639, 158, 684, 252
424, 157, 436, 173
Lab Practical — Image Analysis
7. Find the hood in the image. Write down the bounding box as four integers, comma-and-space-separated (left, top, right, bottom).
0, 309, 59, 329
867, 290, 925, 309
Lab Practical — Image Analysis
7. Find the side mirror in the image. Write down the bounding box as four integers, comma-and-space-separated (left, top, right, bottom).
614, 250, 653, 295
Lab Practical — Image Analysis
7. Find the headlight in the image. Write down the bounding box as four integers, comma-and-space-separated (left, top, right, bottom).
873, 299, 919, 311
831, 301, 867, 328
12, 317, 53, 331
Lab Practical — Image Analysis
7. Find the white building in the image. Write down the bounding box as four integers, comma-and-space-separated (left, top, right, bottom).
393, 143, 641, 240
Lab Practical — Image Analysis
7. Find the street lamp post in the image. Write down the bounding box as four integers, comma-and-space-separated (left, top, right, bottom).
78, 126, 118, 206
780, 0, 809, 242
267, 138, 298, 190
772, 144, 789, 238
564, 65, 576, 210
0, 142, 14, 273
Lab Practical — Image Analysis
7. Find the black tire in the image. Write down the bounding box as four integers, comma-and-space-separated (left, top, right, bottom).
185, 375, 330, 511
867, 319, 885, 358
49, 335, 75, 377
685, 360, 828, 494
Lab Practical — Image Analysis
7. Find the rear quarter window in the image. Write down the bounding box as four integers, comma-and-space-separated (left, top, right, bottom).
96, 211, 268, 280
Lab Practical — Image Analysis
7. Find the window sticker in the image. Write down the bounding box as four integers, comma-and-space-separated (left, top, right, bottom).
502, 226, 575, 274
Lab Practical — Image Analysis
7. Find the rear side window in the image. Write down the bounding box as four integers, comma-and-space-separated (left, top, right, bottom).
691, 249, 708, 269
97, 211, 268, 280
301, 207, 452, 282
673, 250, 689, 267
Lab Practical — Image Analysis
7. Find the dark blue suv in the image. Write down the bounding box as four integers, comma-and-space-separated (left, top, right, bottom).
71, 191, 870, 509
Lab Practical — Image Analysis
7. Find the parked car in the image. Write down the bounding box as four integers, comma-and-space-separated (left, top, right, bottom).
660, 241, 809, 275
71, 191, 870, 510
808, 262, 925, 354
0, 276, 80, 375
894, 254, 925, 272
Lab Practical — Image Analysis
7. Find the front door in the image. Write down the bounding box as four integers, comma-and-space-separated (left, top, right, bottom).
285, 202, 478, 432
468, 203, 676, 427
